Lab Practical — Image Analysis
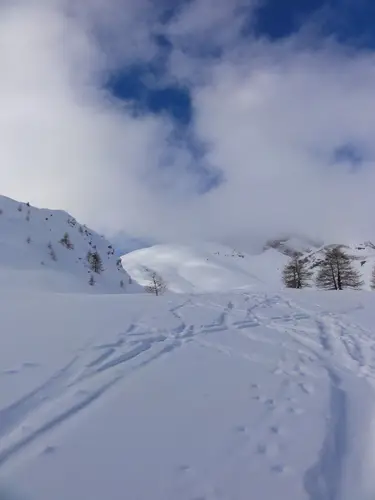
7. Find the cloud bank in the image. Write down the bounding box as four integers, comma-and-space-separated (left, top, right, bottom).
1, 0, 375, 249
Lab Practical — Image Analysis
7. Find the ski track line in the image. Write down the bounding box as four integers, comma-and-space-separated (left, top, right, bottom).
2, 293, 375, 482
0, 317, 196, 472
0, 299, 241, 472
0, 356, 79, 440
304, 369, 347, 500
0, 376, 121, 471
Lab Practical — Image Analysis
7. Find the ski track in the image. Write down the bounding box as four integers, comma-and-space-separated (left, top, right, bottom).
304, 369, 347, 500
2, 291, 375, 493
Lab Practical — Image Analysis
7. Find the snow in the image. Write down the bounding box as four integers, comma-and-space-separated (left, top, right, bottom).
121, 240, 375, 293
2, 196, 375, 499
2, 287, 375, 499
121, 242, 289, 293
0, 195, 141, 293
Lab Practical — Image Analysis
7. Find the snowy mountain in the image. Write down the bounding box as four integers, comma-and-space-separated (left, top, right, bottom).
264, 234, 324, 257
122, 239, 375, 292
121, 242, 289, 293
0, 195, 140, 293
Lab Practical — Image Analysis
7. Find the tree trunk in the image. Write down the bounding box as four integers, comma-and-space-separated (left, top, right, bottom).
330, 262, 338, 290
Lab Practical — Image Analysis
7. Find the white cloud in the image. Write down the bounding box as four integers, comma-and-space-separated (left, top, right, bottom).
2, 0, 375, 250
187, 42, 375, 244
0, 0, 200, 237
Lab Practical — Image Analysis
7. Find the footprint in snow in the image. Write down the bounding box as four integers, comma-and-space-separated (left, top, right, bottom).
271, 464, 290, 475
176, 464, 192, 474
269, 425, 280, 435
234, 425, 248, 434
265, 398, 276, 410
256, 444, 267, 455
299, 382, 314, 395
256, 442, 280, 458
287, 406, 304, 415
41, 446, 57, 456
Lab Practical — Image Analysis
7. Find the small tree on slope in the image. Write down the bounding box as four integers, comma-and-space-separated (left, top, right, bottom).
60, 232, 74, 249
283, 258, 312, 289
371, 265, 375, 290
316, 246, 363, 290
145, 269, 166, 296
87, 251, 104, 274
48, 242, 57, 261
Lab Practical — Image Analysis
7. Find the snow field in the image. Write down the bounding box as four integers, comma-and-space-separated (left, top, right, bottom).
1, 290, 375, 499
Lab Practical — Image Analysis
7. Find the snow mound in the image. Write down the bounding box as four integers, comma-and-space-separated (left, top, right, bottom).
0, 195, 141, 293
121, 243, 289, 293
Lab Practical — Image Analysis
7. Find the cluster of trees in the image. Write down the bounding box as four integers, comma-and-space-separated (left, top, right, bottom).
283, 246, 368, 290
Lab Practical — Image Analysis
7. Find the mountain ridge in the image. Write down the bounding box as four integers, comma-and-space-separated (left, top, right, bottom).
122, 237, 375, 292
0, 194, 141, 294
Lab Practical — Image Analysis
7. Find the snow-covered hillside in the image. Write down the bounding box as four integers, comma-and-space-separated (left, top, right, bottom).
122, 239, 375, 292
121, 243, 289, 293
2, 288, 375, 500
0, 195, 140, 293
264, 234, 324, 257
3, 203, 375, 499
296, 241, 375, 290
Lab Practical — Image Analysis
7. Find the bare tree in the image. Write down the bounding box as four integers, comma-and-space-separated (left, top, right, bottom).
282, 258, 312, 289
89, 274, 95, 286
371, 265, 375, 290
316, 246, 364, 290
144, 269, 166, 296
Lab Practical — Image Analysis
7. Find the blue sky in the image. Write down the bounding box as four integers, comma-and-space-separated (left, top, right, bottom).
108, 0, 375, 128
3, 0, 375, 249
105, 0, 375, 231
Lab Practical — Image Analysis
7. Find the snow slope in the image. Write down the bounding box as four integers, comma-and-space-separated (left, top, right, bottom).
0, 195, 140, 293
2, 288, 375, 499
122, 240, 375, 293
121, 243, 289, 293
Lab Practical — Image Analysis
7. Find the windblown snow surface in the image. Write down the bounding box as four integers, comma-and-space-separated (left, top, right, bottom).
121, 243, 288, 292
2, 288, 375, 500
